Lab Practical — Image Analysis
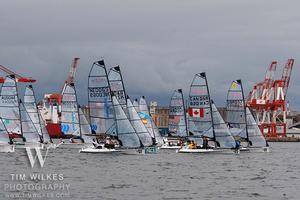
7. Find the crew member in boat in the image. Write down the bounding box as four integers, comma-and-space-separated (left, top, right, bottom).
104, 137, 115, 149
202, 137, 209, 149
92, 138, 102, 149
188, 140, 197, 149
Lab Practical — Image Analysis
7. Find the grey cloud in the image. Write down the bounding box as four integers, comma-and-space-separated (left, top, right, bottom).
0, 0, 299, 110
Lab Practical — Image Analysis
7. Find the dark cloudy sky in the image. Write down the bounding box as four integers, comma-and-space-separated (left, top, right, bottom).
0, 0, 299, 110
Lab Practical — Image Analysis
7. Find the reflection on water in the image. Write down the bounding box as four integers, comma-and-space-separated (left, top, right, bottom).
1, 143, 300, 200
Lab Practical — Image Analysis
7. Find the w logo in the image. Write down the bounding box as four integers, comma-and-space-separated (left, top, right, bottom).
25, 146, 53, 168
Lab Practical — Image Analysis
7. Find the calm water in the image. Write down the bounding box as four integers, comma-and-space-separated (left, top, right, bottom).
1, 143, 300, 200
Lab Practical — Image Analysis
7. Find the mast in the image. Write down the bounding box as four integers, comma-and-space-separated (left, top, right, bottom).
14, 75, 25, 142
238, 79, 250, 145
201, 72, 217, 146
180, 89, 189, 137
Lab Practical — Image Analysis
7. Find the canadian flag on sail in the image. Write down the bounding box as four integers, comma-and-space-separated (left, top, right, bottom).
188, 108, 204, 118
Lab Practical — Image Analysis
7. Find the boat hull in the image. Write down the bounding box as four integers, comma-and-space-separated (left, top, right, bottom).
176, 148, 223, 153
159, 144, 182, 150
140, 146, 158, 154
0, 144, 15, 153
79, 146, 121, 153
15, 143, 44, 149
240, 146, 270, 153
56, 143, 85, 149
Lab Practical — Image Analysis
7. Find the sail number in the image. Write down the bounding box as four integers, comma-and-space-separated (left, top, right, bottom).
89, 87, 110, 98
1, 96, 17, 104
189, 95, 209, 106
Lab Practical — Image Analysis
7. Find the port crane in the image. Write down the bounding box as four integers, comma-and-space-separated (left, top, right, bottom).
41, 57, 80, 138
247, 59, 294, 137
0, 64, 36, 83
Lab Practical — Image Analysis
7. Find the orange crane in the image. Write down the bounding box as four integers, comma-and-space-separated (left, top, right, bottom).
247, 59, 294, 138
0, 64, 36, 83
43, 57, 80, 138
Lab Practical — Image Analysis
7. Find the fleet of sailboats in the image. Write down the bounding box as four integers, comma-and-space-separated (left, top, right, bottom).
0, 59, 270, 154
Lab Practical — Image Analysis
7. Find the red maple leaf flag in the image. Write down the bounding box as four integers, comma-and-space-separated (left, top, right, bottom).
188, 107, 204, 118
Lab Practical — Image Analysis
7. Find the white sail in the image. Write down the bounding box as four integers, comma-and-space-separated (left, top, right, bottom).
24, 85, 42, 137
246, 108, 267, 147
88, 60, 115, 135
61, 83, 80, 137
0, 118, 11, 144
138, 96, 155, 138
211, 102, 236, 148
112, 96, 140, 148
24, 85, 52, 143
0, 75, 21, 135
108, 66, 127, 109
20, 100, 41, 143
168, 89, 188, 137
226, 80, 247, 138
188, 73, 213, 137
79, 107, 93, 144
39, 111, 51, 143
127, 97, 153, 147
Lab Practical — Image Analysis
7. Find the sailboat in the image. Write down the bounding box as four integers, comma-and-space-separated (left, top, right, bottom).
60, 83, 95, 149
127, 96, 158, 153
24, 85, 52, 145
226, 80, 269, 152
160, 89, 187, 149
177, 72, 237, 153
0, 75, 43, 148
138, 96, 164, 146
0, 75, 22, 141
0, 118, 15, 152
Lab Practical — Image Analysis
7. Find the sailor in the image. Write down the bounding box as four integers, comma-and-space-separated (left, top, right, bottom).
104, 137, 115, 149
92, 138, 100, 148
69, 138, 74, 143
188, 140, 197, 149
203, 137, 209, 149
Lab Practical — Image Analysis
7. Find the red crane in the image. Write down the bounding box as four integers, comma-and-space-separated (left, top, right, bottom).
247, 59, 295, 138
44, 57, 80, 138
0, 64, 36, 83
